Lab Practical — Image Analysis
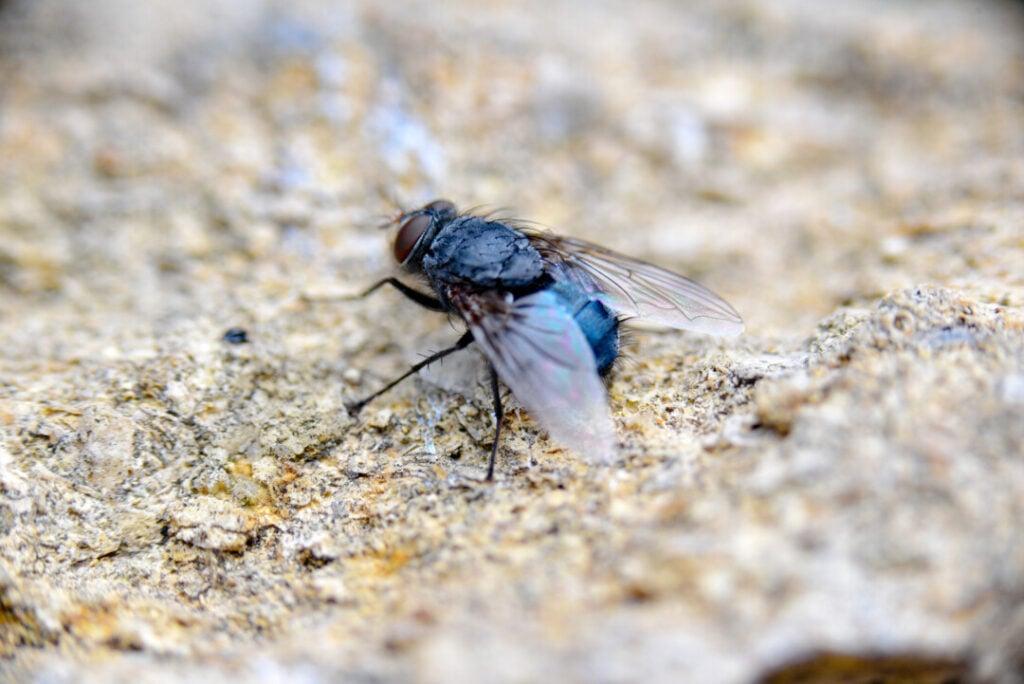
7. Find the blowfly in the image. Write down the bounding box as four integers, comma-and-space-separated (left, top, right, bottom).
347, 200, 743, 479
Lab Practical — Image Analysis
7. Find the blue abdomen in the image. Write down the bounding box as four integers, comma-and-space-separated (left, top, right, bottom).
549, 283, 620, 376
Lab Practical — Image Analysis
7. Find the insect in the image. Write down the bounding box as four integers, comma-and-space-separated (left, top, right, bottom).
347, 199, 743, 479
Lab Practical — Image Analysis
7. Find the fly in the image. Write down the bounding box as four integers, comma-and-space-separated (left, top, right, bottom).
347, 199, 744, 480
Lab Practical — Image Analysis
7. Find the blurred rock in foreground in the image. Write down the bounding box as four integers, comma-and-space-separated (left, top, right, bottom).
1, 0, 1022, 682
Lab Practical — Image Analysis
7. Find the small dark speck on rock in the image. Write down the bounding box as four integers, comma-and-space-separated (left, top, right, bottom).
223, 327, 249, 344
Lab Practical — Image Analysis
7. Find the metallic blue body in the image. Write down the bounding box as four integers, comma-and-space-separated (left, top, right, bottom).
546, 283, 619, 376
421, 216, 620, 375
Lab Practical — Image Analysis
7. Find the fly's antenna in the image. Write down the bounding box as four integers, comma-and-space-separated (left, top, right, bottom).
376, 207, 407, 230
374, 185, 409, 229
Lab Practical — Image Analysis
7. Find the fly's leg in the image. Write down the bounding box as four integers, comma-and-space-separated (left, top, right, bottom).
303, 278, 445, 311
486, 365, 503, 481
350, 278, 445, 311
347, 331, 473, 415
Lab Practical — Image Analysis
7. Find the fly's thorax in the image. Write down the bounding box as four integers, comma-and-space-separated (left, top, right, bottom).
421, 217, 546, 291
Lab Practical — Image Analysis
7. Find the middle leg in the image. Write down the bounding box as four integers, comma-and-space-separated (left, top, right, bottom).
347, 331, 473, 415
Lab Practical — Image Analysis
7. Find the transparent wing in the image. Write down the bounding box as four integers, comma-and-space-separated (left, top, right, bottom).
449, 287, 616, 464
526, 231, 744, 336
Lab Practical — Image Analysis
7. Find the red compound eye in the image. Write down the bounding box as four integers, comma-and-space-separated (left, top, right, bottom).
394, 214, 431, 263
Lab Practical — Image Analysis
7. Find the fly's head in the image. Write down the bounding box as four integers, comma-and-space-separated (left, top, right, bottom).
392, 199, 457, 272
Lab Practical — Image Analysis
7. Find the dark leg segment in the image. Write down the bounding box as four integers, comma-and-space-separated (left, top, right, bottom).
347, 332, 473, 415
353, 277, 445, 311
486, 365, 503, 481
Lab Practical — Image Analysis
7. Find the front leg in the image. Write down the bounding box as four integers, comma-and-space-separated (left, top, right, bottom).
354, 278, 445, 312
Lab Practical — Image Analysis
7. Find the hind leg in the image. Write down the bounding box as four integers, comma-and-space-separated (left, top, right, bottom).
486, 365, 503, 481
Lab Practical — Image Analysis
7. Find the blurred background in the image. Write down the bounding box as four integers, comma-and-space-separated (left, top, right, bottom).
2, 0, 1019, 342
1, 1, 1022, 682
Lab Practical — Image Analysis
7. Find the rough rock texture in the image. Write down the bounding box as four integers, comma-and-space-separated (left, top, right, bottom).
1, 1, 1022, 682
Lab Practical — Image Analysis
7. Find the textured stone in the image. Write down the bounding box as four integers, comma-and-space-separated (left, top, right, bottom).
1, 0, 1022, 682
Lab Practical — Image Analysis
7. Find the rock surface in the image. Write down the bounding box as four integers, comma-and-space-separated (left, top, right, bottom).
1, 1, 1022, 682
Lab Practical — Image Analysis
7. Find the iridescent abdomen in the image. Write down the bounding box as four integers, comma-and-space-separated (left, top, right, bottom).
548, 282, 620, 376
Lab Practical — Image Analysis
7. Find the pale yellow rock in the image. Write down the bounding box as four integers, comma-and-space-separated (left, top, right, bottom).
1, 1, 1022, 683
